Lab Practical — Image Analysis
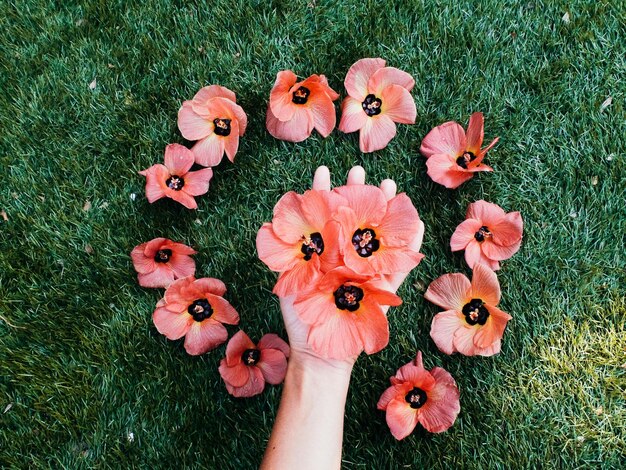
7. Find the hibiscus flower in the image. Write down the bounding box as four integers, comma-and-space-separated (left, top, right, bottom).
425, 263, 512, 356
219, 330, 290, 398
420, 112, 498, 188
338, 58, 416, 153
153, 277, 239, 355
130, 237, 196, 288
378, 351, 460, 439
450, 200, 523, 270
266, 71, 339, 142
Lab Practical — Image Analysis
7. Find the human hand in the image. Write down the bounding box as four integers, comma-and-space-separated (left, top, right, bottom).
280, 165, 424, 373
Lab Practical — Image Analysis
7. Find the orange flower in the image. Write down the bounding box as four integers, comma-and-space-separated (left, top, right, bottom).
178, 85, 247, 166
130, 237, 196, 288
266, 71, 339, 142
450, 200, 523, 270
332, 184, 424, 276
420, 112, 498, 188
153, 277, 239, 355
377, 351, 460, 439
256, 189, 346, 297
293, 267, 401, 360
139, 144, 213, 209
425, 264, 512, 356
219, 330, 290, 398
338, 58, 416, 153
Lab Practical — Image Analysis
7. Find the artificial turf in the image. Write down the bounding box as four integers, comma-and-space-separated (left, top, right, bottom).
1, 0, 625, 468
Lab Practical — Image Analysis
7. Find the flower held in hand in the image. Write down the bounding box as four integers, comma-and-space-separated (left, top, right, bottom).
378, 351, 460, 439
219, 330, 290, 398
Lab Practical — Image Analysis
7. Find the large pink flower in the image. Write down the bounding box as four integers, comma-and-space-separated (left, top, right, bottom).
425, 263, 512, 356
178, 85, 247, 166
338, 58, 416, 153
451, 200, 523, 270
130, 238, 196, 288
332, 184, 424, 276
219, 330, 290, 398
420, 112, 498, 189
377, 351, 460, 439
139, 144, 213, 209
153, 277, 239, 355
256, 189, 346, 297
266, 71, 340, 142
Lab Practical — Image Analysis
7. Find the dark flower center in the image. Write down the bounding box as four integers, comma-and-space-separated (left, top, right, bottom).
166, 175, 185, 191
462, 298, 490, 325
300, 232, 324, 261
187, 298, 213, 322
333, 285, 364, 312
456, 151, 477, 169
474, 226, 492, 242
352, 228, 380, 257
405, 387, 428, 409
242, 348, 260, 365
362, 94, 382, 116
213, 118, 232, 137
154, 249, 172, 263
292, 86, 310, 105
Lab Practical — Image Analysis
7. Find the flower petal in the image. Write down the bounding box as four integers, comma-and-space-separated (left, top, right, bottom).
166, 187, 197, 209
167, 253, 196, 279
470, 263, 501, 305
466, 200, 506, 228
193, 85, 237, 104
464, 112, 484, 155
417, 367, 460, 433
257, 348, 288, 384
258, 334, 290, 358
386, 398, 419, 440
481, 238, 522, 261
380, 84, 416, 124
219, 360, 251, 388
452, 324, 480, 356
207, 294, 239, 325
307, 311, 363, 359
377, 193, 421, 246
338, 96, 367, 133
377, 384, 404, 410
430, 310, 464, 355
368, 66, 415, 94
225, 366, 265, 398
308, 91, 336, 137
465, 239, 500, 270
426, 153, 474, 189
191, 133, 225, 167
344, 58, 386, 101
472, 305, 510, 351
223, 121, 240, 163
266, 105, 313, 142
359, 114, 397, 153
424, 273, 471, 311
269, 70, 298, 121
141, 164, 168, 203
333, 184, 388, 226
225, 330, 255, 367
178, 101, 212, 140
450, 218, 483, 252
491, 211, 524, 246
354, 302, 389, 355
164, 144, 194, 175
256, 223, 301, 272
420, 121, 466, 159
153, 308, 193, 340
182, 168, 213, 196
183, 319, 228, 355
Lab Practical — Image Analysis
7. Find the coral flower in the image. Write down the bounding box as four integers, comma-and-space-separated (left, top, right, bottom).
338, 58, 416, 153
266, 70, 340, 142
219, 330, 290, 398
293, 266, 402, 360
130, 237, 196, 288
139, 143, 213, 209
451, 200, 523, 270
153, 277, 239, 355
177, 85, 247, 166
332, 184, 424, 276
377, 351, 460, 439
256, 189, 346, 297
425, 263, 512, 356
420, 112, 498, 189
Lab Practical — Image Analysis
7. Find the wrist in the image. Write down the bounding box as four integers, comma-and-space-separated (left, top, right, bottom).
286, 349, 354, 389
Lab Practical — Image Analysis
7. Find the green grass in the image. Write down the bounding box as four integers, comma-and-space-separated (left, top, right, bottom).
1, 0, 625, 468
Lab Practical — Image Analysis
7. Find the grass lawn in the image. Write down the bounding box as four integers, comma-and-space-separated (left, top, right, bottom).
1, 0, 625, 468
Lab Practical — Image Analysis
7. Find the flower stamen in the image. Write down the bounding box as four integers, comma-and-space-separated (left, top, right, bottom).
292, 86, 310, 105
300, 232, 324, 261
242, 348, 260, 365
187, 298, 213, 322
213, 118, 232, 137
362, 94, 382, 116
154, 249, 172, 263
352, 228, 380, 257
166, 175, 185, 191
462, 298, 490, 325
456, 150, 477, 169
333, 285, 364, 312
474, 226, 492, 242
405, 387, 428, 409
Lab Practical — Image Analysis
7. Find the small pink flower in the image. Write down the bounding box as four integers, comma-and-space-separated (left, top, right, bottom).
139, 144, 213, 209
425, 263, 512, 356
339, 58, 416, 153
130, 238, 196, 288
219, 330, 290, 398
377, 351, 460, 439
420, 112, 498, 189
153, 277, 239, 355
451, 200, 523, 270
266, 71, 340, 142
177, 85, 247, 166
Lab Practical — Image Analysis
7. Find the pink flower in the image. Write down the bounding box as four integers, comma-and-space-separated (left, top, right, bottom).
451, 200, 523, 270
425, 263, 512, 356
153, 277, 239, 355
139, 144, 213, 209
293, 266, 402, 360
130, 238, 196, 288
177, 85, 247, 166
377, 351, 460, 439
266, 71, 340, 142
420, 112, 498, 188
338, 58, 416, 153
219, 330, 290, 398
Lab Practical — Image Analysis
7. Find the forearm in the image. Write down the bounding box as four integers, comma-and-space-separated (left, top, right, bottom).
260, 352, 353, 470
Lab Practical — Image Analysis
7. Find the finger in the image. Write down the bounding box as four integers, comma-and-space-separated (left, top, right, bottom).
312, 166, 331, 191
379, 179, 397, 201
346, 165, 365, 185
